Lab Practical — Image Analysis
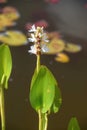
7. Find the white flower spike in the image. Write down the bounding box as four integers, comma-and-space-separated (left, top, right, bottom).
28, 25, 49, 55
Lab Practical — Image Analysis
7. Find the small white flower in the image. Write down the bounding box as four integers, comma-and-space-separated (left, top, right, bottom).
28, 33, 37, 42
42, 33, 49, 43
28, 44, 49, 55
28, 45, 37, 54
41, 44, 49, 53
28, 25, 36, 32
28, 25, 49, 43
28, 38, 35, 42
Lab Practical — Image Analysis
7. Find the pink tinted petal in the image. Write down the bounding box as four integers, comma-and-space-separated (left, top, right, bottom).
25, 23, 33, 30
25, 20, 49, 30
45, 0, 60, 4
0, 0, 6, 3
35, 20, 49, 28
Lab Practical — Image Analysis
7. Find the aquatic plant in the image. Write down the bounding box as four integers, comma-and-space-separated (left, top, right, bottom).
28, 25, 81, 130
28, 25, 62, 130
0, 44, 12, 130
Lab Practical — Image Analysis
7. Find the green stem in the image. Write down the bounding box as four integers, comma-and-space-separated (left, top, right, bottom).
0, 87, 5, 130
36, 54, 40, 73
43, 113, 48, 130
38, 110, 48, 130
36, 43, 48, 130
38, 110, 42, 130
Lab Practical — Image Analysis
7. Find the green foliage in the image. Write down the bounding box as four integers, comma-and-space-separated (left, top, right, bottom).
0, 44, 12, 89
68, 117, 80, 130
30, 65, 62, 113
50, 85, 62, 113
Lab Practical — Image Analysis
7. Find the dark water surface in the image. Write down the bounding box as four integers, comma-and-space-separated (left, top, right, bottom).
0, 0, 87, 130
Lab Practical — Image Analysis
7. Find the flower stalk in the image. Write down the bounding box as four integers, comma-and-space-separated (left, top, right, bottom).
36, 53, 40, 73
0, 86, 5, 130
38, 110, 48, 130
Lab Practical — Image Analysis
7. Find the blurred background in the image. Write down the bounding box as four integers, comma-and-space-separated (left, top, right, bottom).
0, 0, 87, 130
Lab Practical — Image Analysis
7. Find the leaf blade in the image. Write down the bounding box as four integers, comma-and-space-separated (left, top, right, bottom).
0, 44, 12, 89
68, 117, 80, 130
29, 65, 56, 113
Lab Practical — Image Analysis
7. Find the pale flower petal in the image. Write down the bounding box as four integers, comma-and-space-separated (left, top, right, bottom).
41, 44, 49, 53
42, 33, 49, 42
28, 33, 37, 42
28, 25, 36, 32
28, 38, 35, 42
28, 45, 37, 54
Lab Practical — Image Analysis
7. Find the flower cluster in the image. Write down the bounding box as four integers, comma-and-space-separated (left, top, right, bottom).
28, 25, 49, 55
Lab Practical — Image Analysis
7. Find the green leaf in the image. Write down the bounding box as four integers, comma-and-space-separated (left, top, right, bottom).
50, 85, 62, 113
30, 67, 38, 90
0, 44, 12, 89
30, 65, 56, 113
68, 117, 80, 130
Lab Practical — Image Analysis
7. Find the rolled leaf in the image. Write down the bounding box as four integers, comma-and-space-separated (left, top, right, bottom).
68, 117, 80, 130
0, 44, 12, 89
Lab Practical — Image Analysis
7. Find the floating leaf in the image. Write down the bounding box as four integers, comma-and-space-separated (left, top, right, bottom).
0, 14, 12, 31
64, 43, 82, 53
0, 44, 12, 89
0, 6, 20, 31
68, 117, 80, 130
55, 53, 70, 63
47, 31, 61, 39
46, 38, 65, 54
0, 30, 28, 46
3, 6, 20, 21
30, 65, 57, 113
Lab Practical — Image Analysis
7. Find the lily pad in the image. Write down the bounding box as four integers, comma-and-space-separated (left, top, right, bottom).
55, 52, 70, 63
46, 38, 65, 54
0, 30, 28, 46
64, 43, 82, 53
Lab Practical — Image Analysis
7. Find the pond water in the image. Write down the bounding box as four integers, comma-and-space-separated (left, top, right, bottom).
0, 0, 87, 130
